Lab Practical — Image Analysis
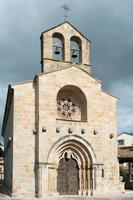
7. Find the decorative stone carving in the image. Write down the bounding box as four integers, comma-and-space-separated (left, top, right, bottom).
68, 128, 73, 133
42, 126, 47, 132
110, 133, 114, 139
59, 149, 79, 164
66, 149, 72, 159
81, 129, 85, 134
93, 130, 97, 135
57, 98, 78, 119
33, 128, 37, 134
8, 136, 12, 141
56, 127, 60, 133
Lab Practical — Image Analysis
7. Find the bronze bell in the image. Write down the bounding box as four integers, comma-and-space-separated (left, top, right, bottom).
72, 49, 78, 58
55, 46, 60, 54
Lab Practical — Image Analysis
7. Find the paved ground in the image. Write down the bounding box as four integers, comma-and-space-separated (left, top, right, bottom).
0, 196, 132, 200
0, 182, 133, 200
0, 193, 133, 200
0, 197, 132, 200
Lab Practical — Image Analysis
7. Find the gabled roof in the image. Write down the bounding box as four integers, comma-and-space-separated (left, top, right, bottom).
118, 132, 133, 136
38, 64, 118, 99
38, 64, 101, 83
41, 21, 91, 43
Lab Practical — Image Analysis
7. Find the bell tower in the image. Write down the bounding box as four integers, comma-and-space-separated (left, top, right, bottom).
40, 22, 91, 73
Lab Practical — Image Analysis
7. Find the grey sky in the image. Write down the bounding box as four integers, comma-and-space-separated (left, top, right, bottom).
1, 0, 133, 141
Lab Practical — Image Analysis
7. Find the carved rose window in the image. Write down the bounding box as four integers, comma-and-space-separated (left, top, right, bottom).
57, 98, 78, 119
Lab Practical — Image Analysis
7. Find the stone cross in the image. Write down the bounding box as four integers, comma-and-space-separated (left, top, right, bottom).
61, 2, 71, 21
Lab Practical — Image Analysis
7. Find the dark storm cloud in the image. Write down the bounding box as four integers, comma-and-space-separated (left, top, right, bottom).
72, 0, 133, 88
110, 78, 133, 131
1, 0, 133, 138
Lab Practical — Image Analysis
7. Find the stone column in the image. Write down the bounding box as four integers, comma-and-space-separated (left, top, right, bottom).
90, 164, 94, 196
87, 167, 91, 195
78, 167, 82, 195
48, 165, 59, 195
83, 167, 86, 195
65, 37, 71, 62
37, 163, 42, 197
53, 167, 58, 195
93, 166, 97, 190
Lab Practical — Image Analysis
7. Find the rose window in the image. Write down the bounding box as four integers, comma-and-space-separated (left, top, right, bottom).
57, 98, 78, 119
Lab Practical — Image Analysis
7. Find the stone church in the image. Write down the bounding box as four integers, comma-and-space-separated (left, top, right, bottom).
2, 22, 123, 197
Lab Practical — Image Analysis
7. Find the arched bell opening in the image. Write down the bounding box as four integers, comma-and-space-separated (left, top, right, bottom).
70, 36, 82, 64
52, 32, 65, 61
47, 136, 96, 196
57, 85, 87, 122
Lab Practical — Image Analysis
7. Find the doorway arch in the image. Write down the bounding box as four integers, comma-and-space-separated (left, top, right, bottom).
47, 135, 96, 195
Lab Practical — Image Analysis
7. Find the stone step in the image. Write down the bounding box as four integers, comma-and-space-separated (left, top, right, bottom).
38, 197, 110, 200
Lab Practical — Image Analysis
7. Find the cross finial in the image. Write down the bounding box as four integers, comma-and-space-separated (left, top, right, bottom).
61, 2, 71, 22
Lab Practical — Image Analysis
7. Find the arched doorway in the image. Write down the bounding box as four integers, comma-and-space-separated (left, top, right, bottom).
47, 135, 96, 196
57, 153, 79, 195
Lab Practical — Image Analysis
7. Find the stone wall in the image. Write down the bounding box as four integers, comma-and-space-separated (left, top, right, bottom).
36, 66, 123, 196
12, 82, 35, 197
3, 66, 123, 197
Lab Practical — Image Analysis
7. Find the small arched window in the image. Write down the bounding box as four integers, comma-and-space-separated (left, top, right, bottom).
52, 32, 65, 61
70, 36, 82, 64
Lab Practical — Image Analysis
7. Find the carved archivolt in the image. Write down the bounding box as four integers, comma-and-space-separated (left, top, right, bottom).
59, 149, 79, 162
47, 137, 96, 195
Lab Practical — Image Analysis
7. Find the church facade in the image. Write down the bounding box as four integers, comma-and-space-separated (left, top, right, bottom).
2, 22, 123, 197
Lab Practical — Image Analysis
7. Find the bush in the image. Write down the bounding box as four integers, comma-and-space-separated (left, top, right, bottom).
120, 167, 129, 182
